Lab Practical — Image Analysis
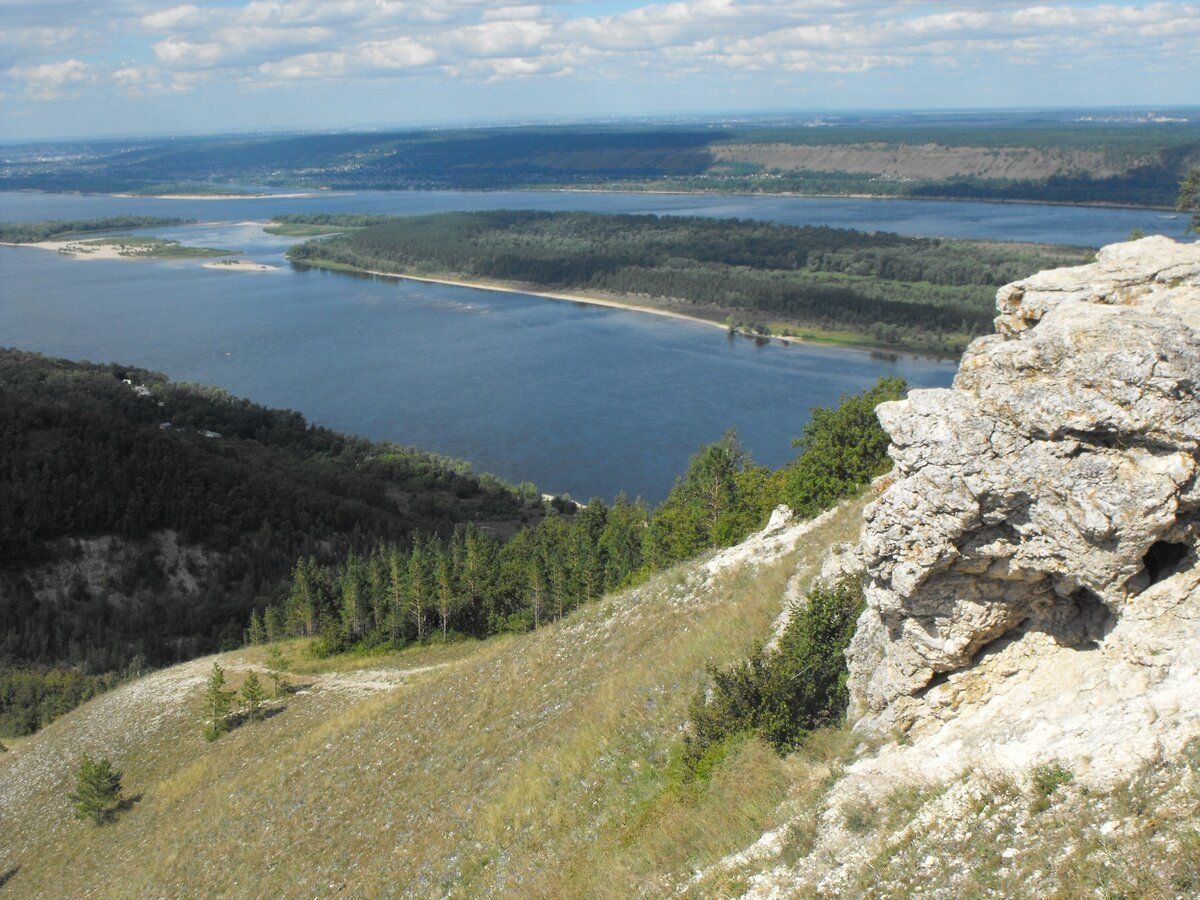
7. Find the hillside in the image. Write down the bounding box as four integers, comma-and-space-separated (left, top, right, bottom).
0, 350, 526, 701
4, 117, 1198, 206
0, 498, 868, 896
2, 238, 1197, 898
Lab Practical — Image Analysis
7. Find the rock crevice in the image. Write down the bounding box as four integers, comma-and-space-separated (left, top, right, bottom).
846, 236, 1200, 762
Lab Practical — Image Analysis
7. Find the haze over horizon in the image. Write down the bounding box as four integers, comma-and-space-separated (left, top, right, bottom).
1, 0, 1195, 141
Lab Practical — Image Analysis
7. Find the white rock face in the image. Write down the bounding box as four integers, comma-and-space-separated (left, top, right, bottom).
846, 236, 1200, 772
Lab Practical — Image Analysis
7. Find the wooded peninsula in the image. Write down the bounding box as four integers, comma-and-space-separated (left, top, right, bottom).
284, 211, 1091, 356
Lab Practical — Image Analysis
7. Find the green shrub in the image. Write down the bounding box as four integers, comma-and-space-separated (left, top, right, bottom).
684, 577, 865, 773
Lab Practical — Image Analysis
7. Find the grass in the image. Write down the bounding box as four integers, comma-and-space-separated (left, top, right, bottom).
0, 497, 868, 897
263, 223, 362, 236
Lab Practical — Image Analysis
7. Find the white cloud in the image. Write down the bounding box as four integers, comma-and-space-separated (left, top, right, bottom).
8, 57, 91, 98
2, 0, 1198, 99
142, 5, 203, 31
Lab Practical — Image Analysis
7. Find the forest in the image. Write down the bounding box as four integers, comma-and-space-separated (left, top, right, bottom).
0, 350, 531, 732
0, 217, 189, 243
0, 346, 902, 736
287, 211, 1090, 355
249, 379, 904, 662
3, 118, 1195, 205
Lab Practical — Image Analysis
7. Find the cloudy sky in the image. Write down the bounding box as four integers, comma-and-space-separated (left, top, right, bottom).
1, 0, 1196, 139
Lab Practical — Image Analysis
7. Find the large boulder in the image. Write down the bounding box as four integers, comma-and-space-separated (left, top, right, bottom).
847, 236, 1200, 745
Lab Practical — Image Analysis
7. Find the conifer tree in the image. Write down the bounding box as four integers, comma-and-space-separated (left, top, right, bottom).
387, 546, 406, 643
70, 754, 123, 825
246, 609, 266, 645
240, 671, 267, 721
264, 606, 284, 642
204, 662, 236, 740
407, 536, 429, 642
435, 549, 455, 641
265, 644, 290, 698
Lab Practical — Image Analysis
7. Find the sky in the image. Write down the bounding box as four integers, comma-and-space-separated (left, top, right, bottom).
0, 0, 1196, 140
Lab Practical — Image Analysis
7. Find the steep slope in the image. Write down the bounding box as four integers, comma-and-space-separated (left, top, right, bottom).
701, 236, 1200, 897
0, 350, 524, 680
0, 499, 867, 897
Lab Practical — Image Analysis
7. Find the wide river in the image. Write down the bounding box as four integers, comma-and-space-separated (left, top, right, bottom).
0, 190, 1190, 501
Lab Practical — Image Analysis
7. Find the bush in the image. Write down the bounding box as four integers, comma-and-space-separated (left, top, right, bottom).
684, 577, 865, 773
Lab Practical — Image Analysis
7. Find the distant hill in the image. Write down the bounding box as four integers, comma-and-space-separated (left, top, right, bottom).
4, 117, 1199, 206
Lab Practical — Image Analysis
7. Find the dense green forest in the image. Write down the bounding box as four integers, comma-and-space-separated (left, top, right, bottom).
0, 346, 902, 736
4, 118, 1196, 205
287, 211, 1089, 355
0, 350, 532, 733
0, 217, 189, 243
250, 379, 904, 661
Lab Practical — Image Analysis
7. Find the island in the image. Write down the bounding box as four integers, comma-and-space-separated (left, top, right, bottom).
0, 217, 237, 261
284, 210, 1092, 356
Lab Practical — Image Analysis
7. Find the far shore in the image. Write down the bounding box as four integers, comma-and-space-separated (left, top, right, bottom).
110, 191, 330, 201
295, 258, 955, 361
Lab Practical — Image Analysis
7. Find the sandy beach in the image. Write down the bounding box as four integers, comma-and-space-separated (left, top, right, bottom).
0, 238, 148, 260
358, 269, 732, 334
203, 259, 278, 272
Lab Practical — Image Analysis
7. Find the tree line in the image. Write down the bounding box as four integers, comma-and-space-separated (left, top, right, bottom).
0, 217, 189, 243
250, 378, 906, 656
287, 211, 1089, 355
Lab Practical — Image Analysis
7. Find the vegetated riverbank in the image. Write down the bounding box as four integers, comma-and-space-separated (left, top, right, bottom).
285, 210, 1093, 357
290, 256, 934, 357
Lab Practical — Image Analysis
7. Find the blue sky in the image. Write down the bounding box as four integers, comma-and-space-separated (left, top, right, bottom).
0, 0, 1196, 140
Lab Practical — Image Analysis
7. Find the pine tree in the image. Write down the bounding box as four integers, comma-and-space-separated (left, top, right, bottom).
246, 609, 266, 645
265, 644, 290, 698
435, 548, 455, 641
70, 754, 123, 825
240, 671, 267, 721
204, 662, 236, 740
407, 536, 429, 642
264, 606, 284, 642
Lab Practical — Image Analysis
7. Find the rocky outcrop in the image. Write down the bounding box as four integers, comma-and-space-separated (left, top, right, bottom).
846, 236, 1200, 763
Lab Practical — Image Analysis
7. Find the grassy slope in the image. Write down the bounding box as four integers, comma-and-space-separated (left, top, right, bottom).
0, 500, 867, 897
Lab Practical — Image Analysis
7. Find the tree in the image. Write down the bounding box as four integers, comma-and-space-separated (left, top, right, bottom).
204, 662, 236, 740
407, 536, 429, 642
240, 671, 267, 721
246, 609, 266, 645
776, 378, 906, 517
70, 754, 124, 825
1179, 166, 1200, 233
434, 548, 456, 641
0, 738, 7, 753
265, 644, 290, 698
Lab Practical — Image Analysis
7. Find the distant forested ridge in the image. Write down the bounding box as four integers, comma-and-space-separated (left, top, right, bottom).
3, 118, 1197, 206
287, 210, 1090, 355
0, 350, 527, 688
0, 217, 190, 243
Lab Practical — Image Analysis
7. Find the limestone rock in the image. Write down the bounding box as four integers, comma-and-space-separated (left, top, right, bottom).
846, 236, 1200, 760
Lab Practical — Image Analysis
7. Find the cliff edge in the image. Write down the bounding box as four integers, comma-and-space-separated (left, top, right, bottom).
847, 235, 1200, 779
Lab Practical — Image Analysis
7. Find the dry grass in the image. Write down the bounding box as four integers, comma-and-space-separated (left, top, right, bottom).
0, 498, 868, 898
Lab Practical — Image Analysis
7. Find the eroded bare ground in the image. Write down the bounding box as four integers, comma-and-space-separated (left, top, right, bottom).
712, 142, 1137, 181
